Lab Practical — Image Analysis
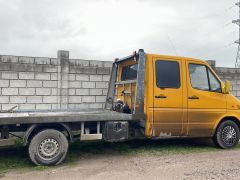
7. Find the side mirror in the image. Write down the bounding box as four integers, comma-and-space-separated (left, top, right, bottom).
222, 80, 230, 94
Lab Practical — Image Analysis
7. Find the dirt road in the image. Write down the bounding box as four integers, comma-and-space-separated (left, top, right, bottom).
2, 149, 240, 180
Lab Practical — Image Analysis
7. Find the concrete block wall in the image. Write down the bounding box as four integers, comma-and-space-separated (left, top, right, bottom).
0, 51, 112, 111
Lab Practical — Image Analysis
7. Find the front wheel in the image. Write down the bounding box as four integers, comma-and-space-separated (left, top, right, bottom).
213, 120, 240, 149
28, 129, 69, 166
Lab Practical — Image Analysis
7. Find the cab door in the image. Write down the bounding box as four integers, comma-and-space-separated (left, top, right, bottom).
186, 61, 227, 137
153, 58, 184, 137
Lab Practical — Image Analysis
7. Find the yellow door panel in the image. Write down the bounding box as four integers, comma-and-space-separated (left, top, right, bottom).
153, 58, 184, 137
186, 61, 227, 137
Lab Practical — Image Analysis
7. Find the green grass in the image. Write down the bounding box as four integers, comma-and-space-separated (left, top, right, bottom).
0, 138, 239, 175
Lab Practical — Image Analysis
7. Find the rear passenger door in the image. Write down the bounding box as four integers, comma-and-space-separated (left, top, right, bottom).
153, 58, 184, 137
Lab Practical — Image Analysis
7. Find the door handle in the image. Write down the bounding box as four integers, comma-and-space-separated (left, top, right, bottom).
155, 95, 167, 99
188, 95, 199, 100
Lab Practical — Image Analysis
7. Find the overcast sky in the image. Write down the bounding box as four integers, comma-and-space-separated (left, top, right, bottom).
0, 0, 238, 67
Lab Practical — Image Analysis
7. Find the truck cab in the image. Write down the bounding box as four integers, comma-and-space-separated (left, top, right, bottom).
107, 49, 240, 149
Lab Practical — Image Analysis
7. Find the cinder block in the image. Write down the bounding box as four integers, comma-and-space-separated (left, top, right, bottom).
97, 68, 110, 75
51, 73, 58, 80
0, 63, 11, 71
0, 96, 9, 103
27, 96, 42, 103
27, 80, 42, 87
60, 89, 68, 96
103, 61, 113, 68
96, 96, 106, 103
35, 57, 50, 64
69, 81, 82, 88
43, 81, 58, 88
43, 96, 58, 103
1, 55, 18, 63
2, 72, 18, 79
36, 88, 51, 95
51, 88, 58, 95
90, 75, 102, 81
82, 96, 95, 103
102, 89, 108, 95
90, 89, 102, 95
19, 57, 34, 64
96, 82, 108, 88
82, 82, 95, 88
35, 73, 51, 80
10, 80, 26, 87
2, 104, 19, 111
68, 104, 76, 109
69, 74, 75, 81
103, 75, 110, 82
69, 96, 82, 103
0, 80, 9, 87
76, 74, 89, 81
216, 67, 228, 74
10, 96, 26, 103
75, 103, 89, 109
36, 104, 51, 110
43, 66, 58, 73
19, 72, 35, 79
76, 89, 89, 95
19, 104, 35, 110
11, 64, 29, 72
70, 59, 90, 66
51, 104, 59, 110
50, 58, 59, 65
83, 67, 97, 74
19, 88, 35, 95
2, 88, 18, 95
90, 60, 103, 67
89, 103, 103, 109
68, 89, 75, 95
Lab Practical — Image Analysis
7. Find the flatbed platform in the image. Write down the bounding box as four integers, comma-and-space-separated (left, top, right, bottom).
0, 109, 145, 125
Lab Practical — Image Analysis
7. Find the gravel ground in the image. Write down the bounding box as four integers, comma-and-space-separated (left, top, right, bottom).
2, 149, 240, 180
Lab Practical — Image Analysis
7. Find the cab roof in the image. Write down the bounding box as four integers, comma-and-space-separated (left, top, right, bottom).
146, 53, 205, 63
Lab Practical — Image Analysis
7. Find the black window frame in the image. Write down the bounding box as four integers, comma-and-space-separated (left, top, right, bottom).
155, 60, 181, 89
188, 63, 222, 93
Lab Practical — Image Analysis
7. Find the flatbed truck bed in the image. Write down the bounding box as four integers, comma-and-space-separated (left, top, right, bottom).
0, 109, 144, 125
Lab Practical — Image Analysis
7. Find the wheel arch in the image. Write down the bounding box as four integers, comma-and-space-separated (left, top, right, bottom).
213, 116, 240, 136
23, 123, 74, 146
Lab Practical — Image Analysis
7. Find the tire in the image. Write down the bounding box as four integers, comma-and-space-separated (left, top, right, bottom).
213, 120, 240, 149
28, 129, 69, 166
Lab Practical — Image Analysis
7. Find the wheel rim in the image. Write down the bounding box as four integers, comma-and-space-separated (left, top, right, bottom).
221, 125, 237, 146
38, 138, 60, 160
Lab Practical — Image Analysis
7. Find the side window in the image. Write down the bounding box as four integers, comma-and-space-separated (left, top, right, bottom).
189, 64, 209, 91
189, 64, 221, 92
208, 69, 221, 92
156, 60, 180, 88
121, 64, 138, 81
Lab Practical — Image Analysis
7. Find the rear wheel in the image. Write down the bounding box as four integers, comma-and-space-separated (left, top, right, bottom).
213, 120, 240, 149
28, 129, 69, 166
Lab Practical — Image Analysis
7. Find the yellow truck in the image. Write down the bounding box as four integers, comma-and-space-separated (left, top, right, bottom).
0, 49, 240, 166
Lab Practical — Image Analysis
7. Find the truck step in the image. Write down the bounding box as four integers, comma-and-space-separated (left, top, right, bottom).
80, 134, 102, 141
0, 138, 15, 147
